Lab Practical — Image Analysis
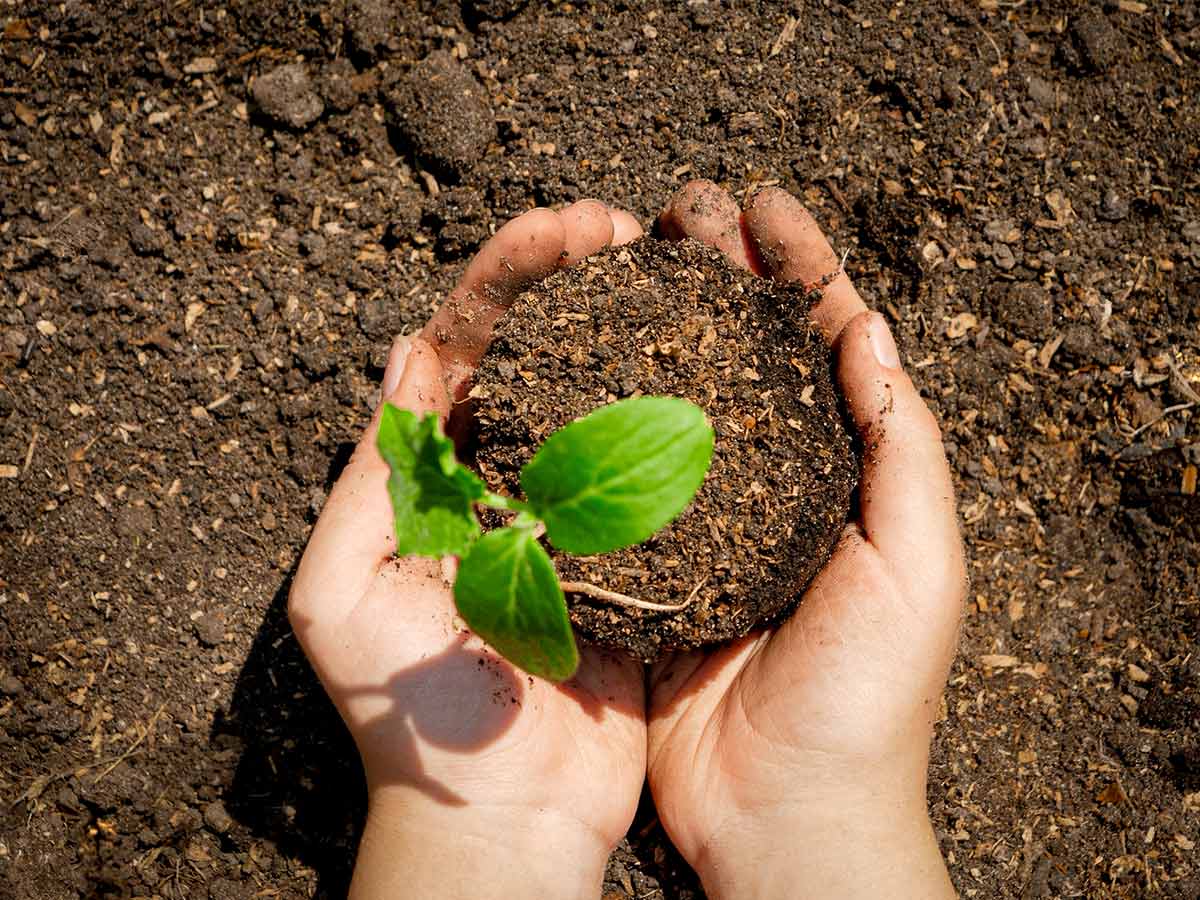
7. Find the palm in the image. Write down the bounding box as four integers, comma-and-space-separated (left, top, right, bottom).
292, 556, 645, 840
648, 535, 958, 857
646, 181, 964, 870
290, 202, 651, 859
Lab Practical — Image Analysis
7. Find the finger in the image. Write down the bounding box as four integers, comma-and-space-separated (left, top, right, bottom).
742, 187, 867, 344
559, 199, 616, 266
420, 208, 566, 401
291, 337, 450, 623
609, 208, 644, 246
836, 312, 963, 600
656, 179, 757, 271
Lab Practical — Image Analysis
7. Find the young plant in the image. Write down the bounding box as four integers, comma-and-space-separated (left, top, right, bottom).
376, 396, 714, 681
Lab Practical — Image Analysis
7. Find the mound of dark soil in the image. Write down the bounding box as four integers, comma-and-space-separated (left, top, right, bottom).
471, 238, 858, 660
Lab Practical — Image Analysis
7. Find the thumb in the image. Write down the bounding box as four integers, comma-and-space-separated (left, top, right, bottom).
291, 336, 449, 625
835, 312, 964, 605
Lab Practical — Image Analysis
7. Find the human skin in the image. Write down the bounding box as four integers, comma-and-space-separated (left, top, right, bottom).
289, 185, 963, 899
289, 200, 649, 899
649, 181, 962, 899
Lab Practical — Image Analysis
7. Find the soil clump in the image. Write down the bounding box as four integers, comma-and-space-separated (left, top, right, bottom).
472, 238, 857, 660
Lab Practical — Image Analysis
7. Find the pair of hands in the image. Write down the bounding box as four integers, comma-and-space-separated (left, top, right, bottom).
289, 182, 965, 899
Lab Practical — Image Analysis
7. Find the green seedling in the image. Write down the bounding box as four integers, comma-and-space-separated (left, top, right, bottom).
376, 395, 715, 681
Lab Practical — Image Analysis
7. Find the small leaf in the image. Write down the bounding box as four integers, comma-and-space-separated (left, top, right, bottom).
454, 527, 579, 682
520, 396, 714, 555
376, 404, 485, 558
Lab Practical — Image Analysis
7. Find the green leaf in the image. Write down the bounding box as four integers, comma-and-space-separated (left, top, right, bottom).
454, 527, 579, 682
376, 403, 486, 558
520, 396, 714, 555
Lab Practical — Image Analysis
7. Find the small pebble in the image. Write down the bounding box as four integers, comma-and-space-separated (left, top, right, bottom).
194, 614, 225, 648
203, 800, 234, 834
251, 63, 324, 130
1099, 189, 1129, 222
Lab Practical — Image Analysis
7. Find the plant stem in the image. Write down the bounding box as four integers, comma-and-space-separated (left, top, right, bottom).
481, 492, 532, 515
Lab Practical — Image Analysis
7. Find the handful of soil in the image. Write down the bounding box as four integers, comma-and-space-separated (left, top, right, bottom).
471, 239, 858, 660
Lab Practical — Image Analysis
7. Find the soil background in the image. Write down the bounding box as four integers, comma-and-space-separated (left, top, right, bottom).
1, 1, 1198, 898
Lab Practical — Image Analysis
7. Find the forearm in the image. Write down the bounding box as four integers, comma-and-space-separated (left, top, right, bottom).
696, 798, 955, 900
350, 791, 610, 900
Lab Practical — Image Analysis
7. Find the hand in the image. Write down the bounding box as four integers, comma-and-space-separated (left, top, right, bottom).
289, 202, 648, 899
648, 182, 964, 899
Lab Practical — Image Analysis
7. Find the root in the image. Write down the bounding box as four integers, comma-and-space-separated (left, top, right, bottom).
561, 575, 709, 613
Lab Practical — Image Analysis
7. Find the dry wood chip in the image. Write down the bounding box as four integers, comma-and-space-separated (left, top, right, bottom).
185, 301, 205, 332
769, 16, 799, 58
1182, 465, 1197, 496
3, 19, 33, 39
14, 101, 36, 126
1008, 372, 1036, 393
1044, 189, 1074, 225
1160, 37, 1184, 66
1039, 333, 1064, 369
946, 312, 977, 339
109, 123, 125, 167
980, 653, 1020, 668
0, 464, 20, 478
183, 56, 219, 75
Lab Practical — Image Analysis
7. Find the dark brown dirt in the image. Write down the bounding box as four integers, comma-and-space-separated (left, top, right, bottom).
2, 2, 1199, 898
385, 49, 493, 180
472, 238, 856, 661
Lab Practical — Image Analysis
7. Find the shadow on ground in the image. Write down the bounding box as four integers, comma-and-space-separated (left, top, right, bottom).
214, 570, 365, 898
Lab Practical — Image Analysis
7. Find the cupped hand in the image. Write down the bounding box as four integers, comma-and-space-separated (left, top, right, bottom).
288, 202, 647, 899
648, 182, 965, 899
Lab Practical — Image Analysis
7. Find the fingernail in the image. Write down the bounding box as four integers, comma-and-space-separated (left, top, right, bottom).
867, 314, 901, 369
379, 336, 412, 402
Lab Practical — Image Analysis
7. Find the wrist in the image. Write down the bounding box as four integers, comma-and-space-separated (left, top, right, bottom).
695, 786, 953, 900
350, 787, 612, 900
